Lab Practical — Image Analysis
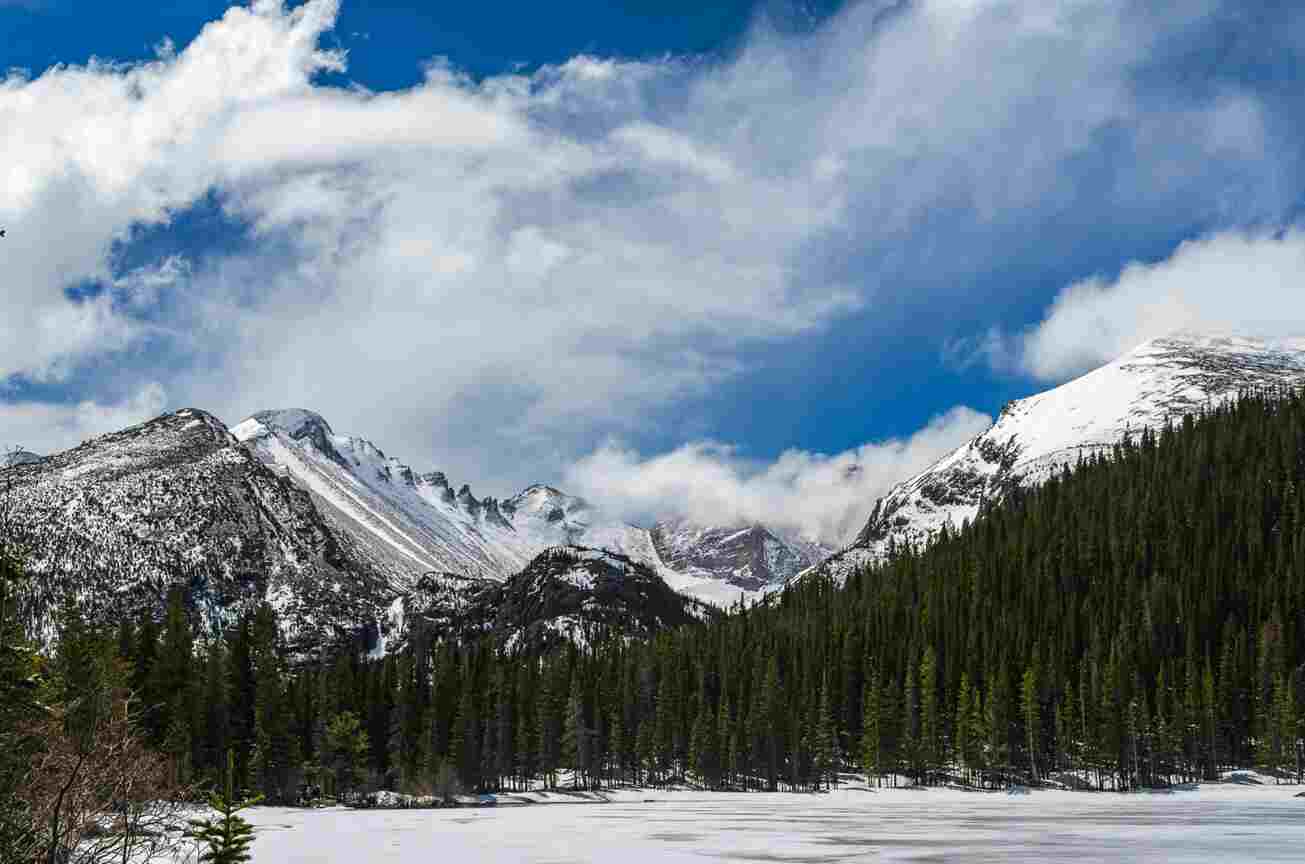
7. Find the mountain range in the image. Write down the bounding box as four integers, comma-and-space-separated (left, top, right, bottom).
4, 331, 1304, 648
231, 408, 829, 605
0, 407, 823, 646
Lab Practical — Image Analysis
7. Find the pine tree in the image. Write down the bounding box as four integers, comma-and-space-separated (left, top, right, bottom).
535, 675, 557, 789
153, 586, 195, 771
811, 677, 835, 790
919, 648, 939, 785
901, 663, 919, 784
635, 715, 655, 787
654, 672, 675, 784
562, 676, 585, 789
515, 698, 536, 790
689, 706, 710, 787
249, 605, 295, 801
1021, 666, 1041, 784
1201, 661, 1217, 779
187, 751, 263, 864
325, 711, 370, 801
860, 664, 882, 786
608, 705, 626, 786
1056, 684, 1078, 775
955, 673, 973, 784
985, 675, 1008, 787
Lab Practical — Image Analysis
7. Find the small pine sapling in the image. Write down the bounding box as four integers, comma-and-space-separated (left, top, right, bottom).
188, 751, 264, 864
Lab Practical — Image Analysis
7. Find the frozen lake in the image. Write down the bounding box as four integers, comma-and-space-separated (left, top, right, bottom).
229, 783, 1305, 863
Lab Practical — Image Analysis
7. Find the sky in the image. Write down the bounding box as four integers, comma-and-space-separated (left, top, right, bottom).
3, 0, 1305, 546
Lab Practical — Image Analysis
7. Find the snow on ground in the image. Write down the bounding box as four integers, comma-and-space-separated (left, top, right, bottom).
197, 783, 1304, 863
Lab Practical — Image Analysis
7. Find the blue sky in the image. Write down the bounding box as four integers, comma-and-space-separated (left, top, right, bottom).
4, 0, 1305, 543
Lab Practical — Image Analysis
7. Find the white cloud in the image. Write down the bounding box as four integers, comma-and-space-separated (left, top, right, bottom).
0, 0, 1296, 499
981, 229, 1305, 381
0, 0, 344, 382
565, 406, 992, 546
0, 383, 166, 456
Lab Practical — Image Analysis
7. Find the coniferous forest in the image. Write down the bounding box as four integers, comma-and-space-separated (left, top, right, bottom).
3, 392, 1304, 856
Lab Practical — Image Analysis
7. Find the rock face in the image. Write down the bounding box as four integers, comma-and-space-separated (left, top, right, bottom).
804, 332, 1305, 584
0, 409, 390, 648
394, 546, 712, 652
650, 519, 829, 592
233, 412, 658, 586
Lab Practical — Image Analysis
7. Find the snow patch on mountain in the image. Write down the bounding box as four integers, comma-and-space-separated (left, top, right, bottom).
1, 449, 42, 468
0, 408, 390, 646
651, 518, 830, 592
801, 333, 1305, 585
236, 411, 819, 605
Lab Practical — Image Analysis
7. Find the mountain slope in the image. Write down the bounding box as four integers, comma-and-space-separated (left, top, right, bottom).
805, 332, 1305, 583
651, 518, 829, 591
393, 546, 711, 652
0, 409, 392, 646
233, 410, 667, 581
0, 412, 711, 652
235, 410, 820, 601
2, 449, 42, 468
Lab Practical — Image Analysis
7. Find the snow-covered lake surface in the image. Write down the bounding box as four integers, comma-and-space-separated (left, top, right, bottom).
231, 785, 1304, 863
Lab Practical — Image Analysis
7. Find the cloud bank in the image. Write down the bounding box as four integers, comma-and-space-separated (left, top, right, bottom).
975, 230, 1305, 382
0, 384, 166, 457
2, 0, 1301, 507
566, 407, 991, 546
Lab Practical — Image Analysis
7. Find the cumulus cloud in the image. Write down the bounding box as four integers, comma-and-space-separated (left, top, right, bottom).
566, 407, 992, 546
0, 0, 344, 382
1, 0, 1300, 499
0, 383, 166, 456
975, 229, 1305, 382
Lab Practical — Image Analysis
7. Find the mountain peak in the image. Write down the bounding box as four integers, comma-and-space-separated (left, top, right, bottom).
237, 408, 350, 467
245, 408, 335, 439
456, 484, 481, 515
805, 330, 1305, 586
508, 484, 589, 513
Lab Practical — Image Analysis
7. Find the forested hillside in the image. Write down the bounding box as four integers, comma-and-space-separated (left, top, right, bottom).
6, 392, 1304, 821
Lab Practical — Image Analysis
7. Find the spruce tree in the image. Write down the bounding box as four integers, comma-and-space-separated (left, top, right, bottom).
1021, 666, 1041, 784
562, 677, 584, 789
955, 673, 973, 784
325, 712, 370, 801
608, 706, 626, 786
188, 751, 262, 864
861, 663, 885, 786
919, 648, 939, 785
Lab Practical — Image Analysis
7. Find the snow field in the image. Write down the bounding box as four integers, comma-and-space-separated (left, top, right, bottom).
220, 783, 1304, 863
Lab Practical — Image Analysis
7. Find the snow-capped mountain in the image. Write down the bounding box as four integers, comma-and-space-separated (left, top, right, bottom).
0, 402, 817, 651
234, 409, 818, 602
0, 409, 391, 646
805, 332, 1305, 583
0, 410, 720, 650
650, 518, 829, 591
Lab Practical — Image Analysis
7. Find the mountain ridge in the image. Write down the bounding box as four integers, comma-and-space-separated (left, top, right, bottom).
799, 332, 1305, 584
234, 409, 826, 602
0, 408, 392, 647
